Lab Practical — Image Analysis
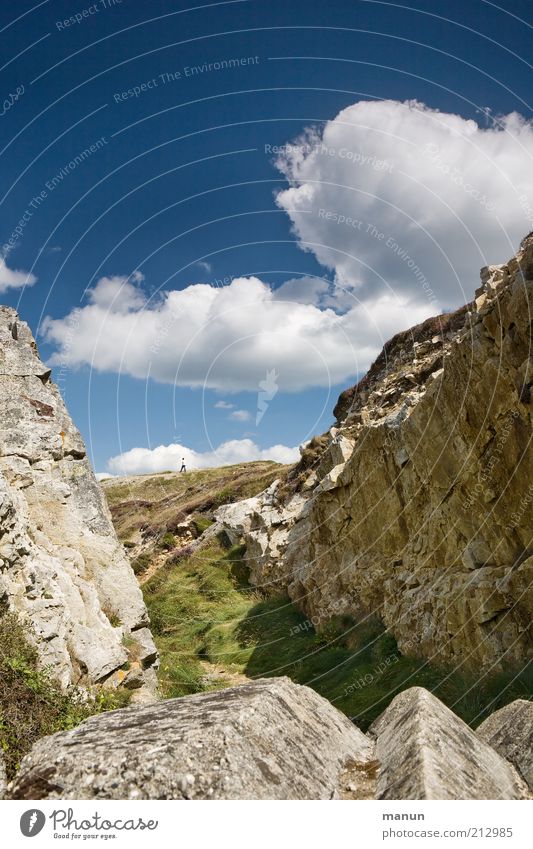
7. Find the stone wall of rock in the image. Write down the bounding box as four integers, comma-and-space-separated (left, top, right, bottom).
217, 241, 533, 670
6, 679, 531, 800
0, 307, 157, 697
477, 699, 533, 789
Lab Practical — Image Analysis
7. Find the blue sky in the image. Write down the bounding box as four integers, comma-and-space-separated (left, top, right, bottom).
1, 0, 532, 474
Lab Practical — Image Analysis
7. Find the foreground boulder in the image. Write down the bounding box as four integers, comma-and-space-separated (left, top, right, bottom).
0, 751, 5, 800
369, 687, 529, 800
8, 678, 374, 800
477, 699, 533, 790
0, 307, 157, 695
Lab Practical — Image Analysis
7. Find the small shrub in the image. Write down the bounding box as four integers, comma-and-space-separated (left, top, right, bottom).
213, 487, 235, 505
315, 615, 357, 648
123, 540, 136, 549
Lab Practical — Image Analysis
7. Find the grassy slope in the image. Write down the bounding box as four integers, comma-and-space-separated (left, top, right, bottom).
103, 462, 287, 548
104, 463, 532, 731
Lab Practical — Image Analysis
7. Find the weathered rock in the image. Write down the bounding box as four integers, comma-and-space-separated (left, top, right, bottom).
477, 699, 533, 790
0, 307, 157, 695
7, 677, 374, 800
218, 242, 533, 669
369, 688, 529, 800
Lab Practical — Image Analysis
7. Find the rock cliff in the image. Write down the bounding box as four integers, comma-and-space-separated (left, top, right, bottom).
217, 239, 533, 670
6, 679, 531, 800
0, 307, 157, 696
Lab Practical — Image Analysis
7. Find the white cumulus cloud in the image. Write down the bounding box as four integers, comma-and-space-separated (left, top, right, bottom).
107, 438, 299, 475
275, 99, 533, 308
0, 257, 37, 293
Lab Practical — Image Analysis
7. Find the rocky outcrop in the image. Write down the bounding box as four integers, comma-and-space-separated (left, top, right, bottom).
217, 241, 533, 670
0, 307, 157, 696
369, 687, 528, 800
7, 679, 531, 800
7, 678, 374, 800
477, 699, 533, 790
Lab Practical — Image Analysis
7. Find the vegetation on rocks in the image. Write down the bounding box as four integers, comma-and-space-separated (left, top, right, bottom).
0, 611, 129, 779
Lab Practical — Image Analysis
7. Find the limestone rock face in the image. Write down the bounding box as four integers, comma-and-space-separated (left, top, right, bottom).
369, 688, 529, 800
218, 243, 533, 669
477, 699, 533, 790
0, 307, 157, 695
8, 678, 374, 800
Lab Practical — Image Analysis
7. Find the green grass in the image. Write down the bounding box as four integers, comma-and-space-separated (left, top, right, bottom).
143, 539, 533, 730
0, 611, 130, 779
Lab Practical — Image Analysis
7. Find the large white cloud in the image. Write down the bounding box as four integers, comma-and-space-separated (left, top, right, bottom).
0, 257, 36, 293
275, 99, 533, 308
42, 272, 433, 392
106, 437, 299, 476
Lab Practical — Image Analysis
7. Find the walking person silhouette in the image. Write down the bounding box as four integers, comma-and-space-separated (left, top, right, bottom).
180, 457, 187, 473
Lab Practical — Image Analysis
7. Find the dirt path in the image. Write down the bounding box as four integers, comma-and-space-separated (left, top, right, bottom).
199, 661, 251, 689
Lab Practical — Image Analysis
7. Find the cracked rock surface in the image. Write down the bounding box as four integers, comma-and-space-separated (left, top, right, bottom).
0, 307, 157, 696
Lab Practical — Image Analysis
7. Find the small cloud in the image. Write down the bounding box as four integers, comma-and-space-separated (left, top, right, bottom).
95, 472, 115, 481
230, 409, 252, 422
47, 246, 62, 254
0, 257, 37, 293
107, 438, 300, 475
214, 400, 234, 409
